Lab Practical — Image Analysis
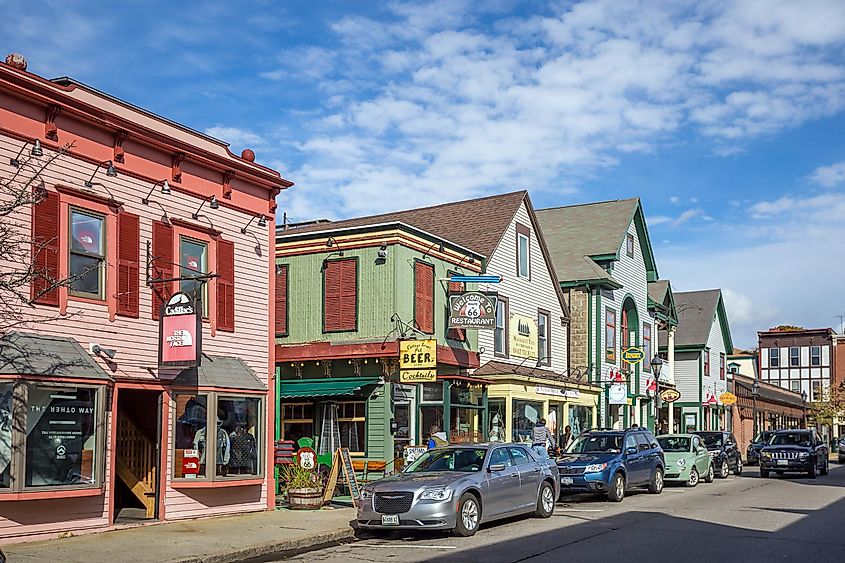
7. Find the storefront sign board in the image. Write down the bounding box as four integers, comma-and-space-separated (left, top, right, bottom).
399, 339, 436, 369
608, 383, 628, 405
659, 388, 681, 403
509, 313, 538, 359
158, 292, 202, 368
400, 369, 437, 383
621, 347, 645, 364
719, 392, 737, 406
403, 446, 428, 464
535, 385, 580, 399
448, 292, 498, 329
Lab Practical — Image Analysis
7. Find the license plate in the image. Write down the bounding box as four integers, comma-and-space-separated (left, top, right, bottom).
381, 514, 400, 526
561, 477, 574, 485
777, 459, 788, 466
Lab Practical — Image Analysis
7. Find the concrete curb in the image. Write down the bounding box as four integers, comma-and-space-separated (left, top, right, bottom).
169, 527, 355, 563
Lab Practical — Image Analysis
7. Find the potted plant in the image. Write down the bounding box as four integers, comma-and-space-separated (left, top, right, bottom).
280, 463, 324, 510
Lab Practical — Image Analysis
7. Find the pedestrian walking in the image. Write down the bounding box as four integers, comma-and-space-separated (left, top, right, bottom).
560, 425, 572, 451
531, 418, 555, 459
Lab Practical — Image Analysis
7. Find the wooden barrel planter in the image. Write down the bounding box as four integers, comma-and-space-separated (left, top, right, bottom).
287, 488, 323, 510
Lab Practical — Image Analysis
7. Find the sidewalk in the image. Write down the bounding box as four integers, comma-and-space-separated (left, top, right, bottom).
3, 506, 356, 563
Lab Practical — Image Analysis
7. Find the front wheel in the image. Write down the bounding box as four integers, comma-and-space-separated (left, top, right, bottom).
734, 457, 743, 476
608, 472, 625, 502
535, 482, 555, 518
760, 468, 770, 478
648, 468, 664, 494
821, 458, 829, 476
685, 467, 699, 488
719, 460, 730, 479
704, 463, 715, 483
807, 463, 817, 479
453, 493, 481, 537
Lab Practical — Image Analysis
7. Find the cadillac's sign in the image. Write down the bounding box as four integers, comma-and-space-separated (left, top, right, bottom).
448, 292, 498, 329
159, 292, 202, 369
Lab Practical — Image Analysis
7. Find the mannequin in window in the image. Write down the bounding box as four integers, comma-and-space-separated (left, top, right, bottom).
228, 423, 256, 474
193, 416, 230, 475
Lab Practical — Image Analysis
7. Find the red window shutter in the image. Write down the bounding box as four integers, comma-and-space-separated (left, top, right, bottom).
446, 279, 466, 341
151, 220, 174, 320
216, 239, 235, 332
275, 264, 288, 336
30, 190, 60, 306
116, 212, 140, 317
415, 261, 434, 334
323, 259, 356, 331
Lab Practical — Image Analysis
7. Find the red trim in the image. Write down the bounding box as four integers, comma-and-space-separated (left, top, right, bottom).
55, 183, 123, 209
107, 382, 119, 526
266, 223, 276, 510
169, 218, 222, 239
0, 373, 111, 386
170, 478, 264, 489
112, 379, 165, 390
168, 385, 267, 394
0, 488, 104, 501
158, 389, 169, 520
436, 374, 489, 385
276, 341, 479, 368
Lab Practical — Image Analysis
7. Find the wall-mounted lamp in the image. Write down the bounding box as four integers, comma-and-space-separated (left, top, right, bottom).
192, 195, 219, 219
325, 236, 343, 256
90, 343, 117, 359
9, 139, 42, 167
241, 214, 268, 234
377, 244, 388, 259
421, 241, 444, 260
142, 179, 170, 205
84, 160, 117, 187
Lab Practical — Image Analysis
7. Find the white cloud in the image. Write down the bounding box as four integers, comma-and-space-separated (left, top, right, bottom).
204, 126, 265, 149
810, 161, 845, 188
649, 208, 712, 227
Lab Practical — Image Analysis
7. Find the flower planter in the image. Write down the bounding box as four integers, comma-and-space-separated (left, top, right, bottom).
287, 487, 323, 510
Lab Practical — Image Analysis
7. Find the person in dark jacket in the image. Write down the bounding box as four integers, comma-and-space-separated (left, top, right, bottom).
531, 419, 555, 459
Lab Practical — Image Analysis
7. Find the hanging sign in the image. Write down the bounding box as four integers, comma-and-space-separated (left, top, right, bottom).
448, 292, 498, 329
608, 383, 628, 405
719, 392, 737, 406
509, 313, 538, 359
621, 347, 645, 364
399, 339, 437, 383
659, 388, 681, 403
158, 292, 202, 368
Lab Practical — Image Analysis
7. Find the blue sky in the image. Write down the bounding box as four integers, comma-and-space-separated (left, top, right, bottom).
3, 0, 845, 347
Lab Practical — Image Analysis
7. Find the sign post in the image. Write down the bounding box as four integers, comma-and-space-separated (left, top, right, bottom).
399, 339, 437, 383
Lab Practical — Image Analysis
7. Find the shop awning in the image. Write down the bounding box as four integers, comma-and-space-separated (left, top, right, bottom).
0, 331, 112, 381
170, 355, 266, 391
279, 377, 381, 399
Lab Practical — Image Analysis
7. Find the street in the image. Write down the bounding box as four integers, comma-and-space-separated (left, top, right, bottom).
278, 464, 845, 563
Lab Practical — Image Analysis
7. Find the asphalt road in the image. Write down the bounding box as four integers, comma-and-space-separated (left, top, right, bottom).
276, 463, 845, 563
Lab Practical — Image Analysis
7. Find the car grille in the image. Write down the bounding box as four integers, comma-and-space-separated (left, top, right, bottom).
558, 466, 586, 476
770, 451, 800, 460
374, 492, 414, 514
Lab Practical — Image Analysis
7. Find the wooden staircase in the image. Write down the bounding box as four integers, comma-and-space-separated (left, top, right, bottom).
116, 411, 157, 519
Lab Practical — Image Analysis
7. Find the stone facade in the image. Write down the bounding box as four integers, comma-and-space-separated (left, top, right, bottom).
566, 288, 590, 371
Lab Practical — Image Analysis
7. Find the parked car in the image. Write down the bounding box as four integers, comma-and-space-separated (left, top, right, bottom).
838, 437, 845, 464
760, 429, 829, 478
746, 431, 775, 465
693, 431, 743, 478
356, 444, 559, 537
657, 434, 714, 487
556, 428, 665, 502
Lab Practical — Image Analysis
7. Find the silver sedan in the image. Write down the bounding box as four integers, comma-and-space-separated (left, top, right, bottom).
356, 443, 559, 537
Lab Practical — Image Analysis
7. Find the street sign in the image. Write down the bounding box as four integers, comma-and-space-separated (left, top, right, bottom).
659, 388, 681, 403
719, 392, 737, 405
448, 275, 502, 284
621, 347, 645, 364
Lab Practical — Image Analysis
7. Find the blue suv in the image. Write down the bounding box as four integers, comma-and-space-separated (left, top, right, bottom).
556, 428, 665, 502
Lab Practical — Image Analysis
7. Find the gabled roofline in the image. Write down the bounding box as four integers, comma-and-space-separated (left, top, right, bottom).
715, 291, 735, 353
523, 194, 572, 320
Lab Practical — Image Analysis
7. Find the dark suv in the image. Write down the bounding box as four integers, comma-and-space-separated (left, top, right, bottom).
746, 431, 775, 465
694, 431, 743, 478
760, 429, 829, 478
556, 428, 665, 502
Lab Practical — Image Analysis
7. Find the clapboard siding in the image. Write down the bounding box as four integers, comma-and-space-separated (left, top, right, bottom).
705, 310, 729, 400
674, 351, 702, 403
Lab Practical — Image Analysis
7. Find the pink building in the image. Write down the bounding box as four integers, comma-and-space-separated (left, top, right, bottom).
0, 54, 291, 542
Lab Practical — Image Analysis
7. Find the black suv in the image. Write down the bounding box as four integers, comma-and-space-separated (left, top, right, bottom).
760, 429, 829, 478
693, 431, 743, 478
746, 431, 775, 465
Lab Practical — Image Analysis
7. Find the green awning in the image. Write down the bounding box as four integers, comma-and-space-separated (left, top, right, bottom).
279, 377, 381, 399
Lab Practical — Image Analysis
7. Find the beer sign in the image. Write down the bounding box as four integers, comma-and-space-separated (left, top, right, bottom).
399, 339, 437, 383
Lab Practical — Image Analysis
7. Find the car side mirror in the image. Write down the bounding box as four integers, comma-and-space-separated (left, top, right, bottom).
488, 463, 506, 472
626, 447, 638, 455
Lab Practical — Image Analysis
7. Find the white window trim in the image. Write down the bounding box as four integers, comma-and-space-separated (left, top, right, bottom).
517, 233, 530, 278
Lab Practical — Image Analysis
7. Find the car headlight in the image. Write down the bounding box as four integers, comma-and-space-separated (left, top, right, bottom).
360, 489, 373, 500
419, 488, 453, 502
708, 451, 718, 457
761, 452, 772, 459
584, 463, 608, 473
799, 452, 809, 459
676, 458, 686, 467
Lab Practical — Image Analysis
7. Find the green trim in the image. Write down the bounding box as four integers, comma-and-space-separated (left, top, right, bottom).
698, 353, 704, 426
587, 288, 593, 383
275, 263, 290, 338
321, 256, 359, 334
590, 253, 618, 262
605, 305, 617, 365
559, 278, 623, 290
714, 292, 735, 353
412, 259, 436, 334
631, 201, 659, 282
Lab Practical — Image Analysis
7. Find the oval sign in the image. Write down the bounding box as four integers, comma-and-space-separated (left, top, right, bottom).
621, 347, 645, 364
659, 388, 681, 403
719, 392, 737, 406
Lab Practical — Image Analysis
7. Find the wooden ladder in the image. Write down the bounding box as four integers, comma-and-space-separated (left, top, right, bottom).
116, 411, 157, 518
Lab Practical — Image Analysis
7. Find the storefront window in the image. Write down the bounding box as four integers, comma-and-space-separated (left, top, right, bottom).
488, 399, 506, 443
420, 406, 444, 443
449, 382, 482, 407
512, 400, 543, 444
173, 393, 208, 478
421, 382, 443, 402
217, 396, 261, 477
338, 401, 365, 455
450, 408, 480, 443
179, 236, 208, 316
0, 382, 13, 488
281, 403, 314, 444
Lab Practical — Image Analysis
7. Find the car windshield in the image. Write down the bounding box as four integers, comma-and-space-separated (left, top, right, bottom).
754, 432, 773, 444
404, 448, 486, 473
698, 433, 723, 448
770, 433, 812, 447
566, 434, 622, 454
658, 436, 691, 453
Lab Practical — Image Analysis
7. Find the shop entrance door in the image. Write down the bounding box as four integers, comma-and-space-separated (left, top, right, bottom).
114, 389, 162, 523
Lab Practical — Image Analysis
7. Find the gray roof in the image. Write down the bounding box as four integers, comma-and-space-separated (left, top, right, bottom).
648, 280, 670, 304
170, 355, 266, 391
536, 199, 639, 283
661, 289, 721, 348
0, 331, 112, 380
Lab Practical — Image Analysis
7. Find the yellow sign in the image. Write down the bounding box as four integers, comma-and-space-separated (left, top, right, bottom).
509, 313, 538, 360
400, 369, 437, 383
622, 347, 645, 364
719, 392, 737, 406
399, 339, 437, 369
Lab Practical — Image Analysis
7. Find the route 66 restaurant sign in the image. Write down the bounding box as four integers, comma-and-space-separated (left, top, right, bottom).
158, 292, 202, 368
448, 291, 498, 329
399, 339, 437, 383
